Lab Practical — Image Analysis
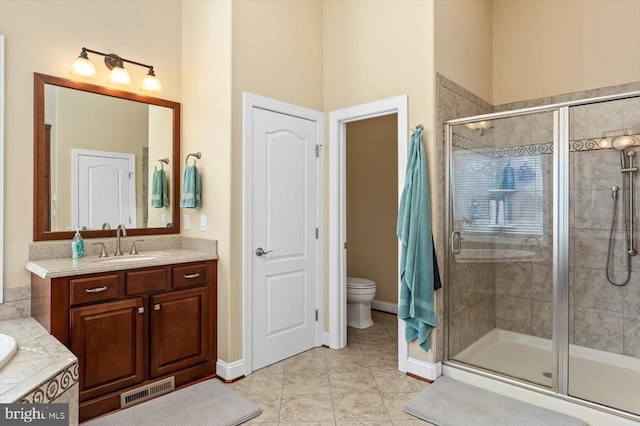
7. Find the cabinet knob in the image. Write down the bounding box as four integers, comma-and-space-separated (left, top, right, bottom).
138, 307, 144, 314
154, 304, 160, 311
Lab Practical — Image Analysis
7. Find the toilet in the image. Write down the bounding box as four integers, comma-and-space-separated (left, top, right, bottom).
346, 276, 376, 329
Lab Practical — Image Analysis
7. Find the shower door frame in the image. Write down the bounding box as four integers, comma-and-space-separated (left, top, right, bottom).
443, 91, 640, 422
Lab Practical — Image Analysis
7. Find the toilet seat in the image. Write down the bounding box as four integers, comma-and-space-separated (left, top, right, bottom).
347, 277, 376, 289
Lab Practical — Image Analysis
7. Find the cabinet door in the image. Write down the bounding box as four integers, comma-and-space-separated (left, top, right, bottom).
150, 287, 208, 378
70, 298, 144, 402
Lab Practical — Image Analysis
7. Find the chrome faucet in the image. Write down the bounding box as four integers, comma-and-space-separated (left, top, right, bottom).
101, 222, 111, 230
115, 224, 128, 256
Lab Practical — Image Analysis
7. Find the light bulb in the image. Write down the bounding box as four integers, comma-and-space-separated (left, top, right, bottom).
107, 66, 132, 88
140, 70, 162, 94
69, 52, 96, 79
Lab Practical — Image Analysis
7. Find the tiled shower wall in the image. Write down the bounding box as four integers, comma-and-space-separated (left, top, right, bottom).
569, 99, 640, 358
441, 76, 640, 359
436, 74, 493, 361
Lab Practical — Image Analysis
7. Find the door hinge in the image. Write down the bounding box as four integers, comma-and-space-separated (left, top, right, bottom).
315, 144, 323, 158
129, 171, 134, 179
315, 309, 318, 321
344, 242, 347, 249
316, 228, 319, 239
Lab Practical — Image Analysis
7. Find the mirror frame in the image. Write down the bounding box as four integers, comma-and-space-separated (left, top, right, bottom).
33, 72, 181, 241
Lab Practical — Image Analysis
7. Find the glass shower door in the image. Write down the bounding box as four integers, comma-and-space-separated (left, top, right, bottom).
567, 99, 640, 416
446, 111, 557, 389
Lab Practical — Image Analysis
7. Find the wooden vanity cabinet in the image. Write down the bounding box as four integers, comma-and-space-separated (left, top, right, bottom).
150, 286, 208, 378
70, 298, 145, 402
31, 260, 217, 422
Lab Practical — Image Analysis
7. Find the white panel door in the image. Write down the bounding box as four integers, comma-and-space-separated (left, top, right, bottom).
73, 149, 136, 230
252, 107, 318, 370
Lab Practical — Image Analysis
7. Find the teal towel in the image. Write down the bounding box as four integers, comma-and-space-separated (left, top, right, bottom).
151, 169, 169, 208
180, 165, 201, 208
397, 127, 436, 352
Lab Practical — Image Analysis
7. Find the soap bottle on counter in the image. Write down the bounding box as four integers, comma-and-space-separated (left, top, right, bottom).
72, 229, 84, 259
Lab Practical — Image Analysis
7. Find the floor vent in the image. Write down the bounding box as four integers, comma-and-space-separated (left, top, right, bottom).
120, 377, 175, 409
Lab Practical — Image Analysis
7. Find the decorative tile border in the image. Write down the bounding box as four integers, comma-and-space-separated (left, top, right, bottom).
19, 363, 79, 404
453, 133, 640, 158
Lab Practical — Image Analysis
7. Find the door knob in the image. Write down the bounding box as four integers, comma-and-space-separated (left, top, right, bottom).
255, 247, 274, 257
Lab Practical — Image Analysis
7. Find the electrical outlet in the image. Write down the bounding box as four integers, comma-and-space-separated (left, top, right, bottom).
200, 215, 207, 231
184, 214, 190, 230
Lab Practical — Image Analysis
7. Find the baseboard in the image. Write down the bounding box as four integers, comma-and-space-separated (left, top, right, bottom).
216, 358, 245, 382
407, 357, 442, 381
322, 331, 330, 347
371, 299, 398, 314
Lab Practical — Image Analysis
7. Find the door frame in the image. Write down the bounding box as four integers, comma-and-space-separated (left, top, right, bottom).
242, 92, 325, 375
71, 148, 136, 229
328, 95, 408, 372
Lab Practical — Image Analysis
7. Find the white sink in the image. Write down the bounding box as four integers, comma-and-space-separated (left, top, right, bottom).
97, 253, 166, 264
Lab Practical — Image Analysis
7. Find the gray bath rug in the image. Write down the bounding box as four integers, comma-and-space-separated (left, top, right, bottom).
403, 376, 587, 426
83, 379, 262, 426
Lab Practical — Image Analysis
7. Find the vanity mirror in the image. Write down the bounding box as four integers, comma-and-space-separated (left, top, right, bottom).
33, 73, 181, 241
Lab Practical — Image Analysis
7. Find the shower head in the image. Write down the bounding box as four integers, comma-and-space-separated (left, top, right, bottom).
465, 121, 493, 136
612, 135, 637, 151
480, 126, 495, 136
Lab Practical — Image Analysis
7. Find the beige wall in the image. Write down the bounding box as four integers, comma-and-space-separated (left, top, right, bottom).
493, 0, 640, 104
324, 0, 437, 362
181, 0, 233, 360
0, 0, 182, 290
435, 0, 493, 104
229, 0, 324, 361
346, 114, 398, 305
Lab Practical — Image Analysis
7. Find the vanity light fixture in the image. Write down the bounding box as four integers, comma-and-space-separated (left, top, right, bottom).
70, 47, 162, 94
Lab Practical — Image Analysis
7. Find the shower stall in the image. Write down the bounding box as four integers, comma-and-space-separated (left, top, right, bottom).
444, 92, 640, 421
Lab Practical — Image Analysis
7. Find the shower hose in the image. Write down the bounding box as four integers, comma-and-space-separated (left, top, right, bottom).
606, 185, 631, 286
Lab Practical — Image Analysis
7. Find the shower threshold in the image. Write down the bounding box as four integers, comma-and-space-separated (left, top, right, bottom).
452, 328, 640, 415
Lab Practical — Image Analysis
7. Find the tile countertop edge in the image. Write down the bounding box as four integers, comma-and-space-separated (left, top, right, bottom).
25, 249, 219, 279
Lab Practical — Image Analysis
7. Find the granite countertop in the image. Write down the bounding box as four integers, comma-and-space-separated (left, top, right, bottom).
0, 317, 77, 403
25, 248, 219, 279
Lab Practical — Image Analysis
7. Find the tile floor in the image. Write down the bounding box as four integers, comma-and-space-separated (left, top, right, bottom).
228, 311, 434, 425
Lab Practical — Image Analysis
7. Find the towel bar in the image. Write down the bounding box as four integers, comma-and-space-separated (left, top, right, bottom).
186, 152, 202, 166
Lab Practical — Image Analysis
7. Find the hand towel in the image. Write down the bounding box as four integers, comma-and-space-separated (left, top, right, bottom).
151, 169, 169, 208
180, 165, 201, 208
397, 127, 437, 352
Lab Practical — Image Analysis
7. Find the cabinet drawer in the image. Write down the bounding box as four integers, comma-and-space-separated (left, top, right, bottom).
70, 274, 120, 306
125, 268, 168, 295
172, 263, 208, 289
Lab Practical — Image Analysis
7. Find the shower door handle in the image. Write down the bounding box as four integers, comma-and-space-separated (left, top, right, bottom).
450, 231, 462, 255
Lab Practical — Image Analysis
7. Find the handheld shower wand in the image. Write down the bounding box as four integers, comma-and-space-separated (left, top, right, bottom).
606, 136, 638, 286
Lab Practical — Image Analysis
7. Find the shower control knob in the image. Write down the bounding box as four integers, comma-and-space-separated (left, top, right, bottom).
255, 247, 274, 257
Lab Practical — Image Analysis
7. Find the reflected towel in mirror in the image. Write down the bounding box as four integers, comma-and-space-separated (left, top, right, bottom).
151, 168, 169, 208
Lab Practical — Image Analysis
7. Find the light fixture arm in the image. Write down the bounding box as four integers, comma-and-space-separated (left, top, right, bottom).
80, 47, 155, 73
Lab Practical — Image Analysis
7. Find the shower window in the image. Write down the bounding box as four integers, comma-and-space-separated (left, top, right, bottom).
452, 114, 548, 238
453, 149, 544, 236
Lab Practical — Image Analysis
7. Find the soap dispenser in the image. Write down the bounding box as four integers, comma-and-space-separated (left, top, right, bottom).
502, 161, 515, 189
72, 229, 84, 259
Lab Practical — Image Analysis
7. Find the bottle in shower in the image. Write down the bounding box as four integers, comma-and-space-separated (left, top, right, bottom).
502, 161, 515, 189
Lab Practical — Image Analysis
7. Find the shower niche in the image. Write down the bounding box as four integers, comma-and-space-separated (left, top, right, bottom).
445, 93, 640, 420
